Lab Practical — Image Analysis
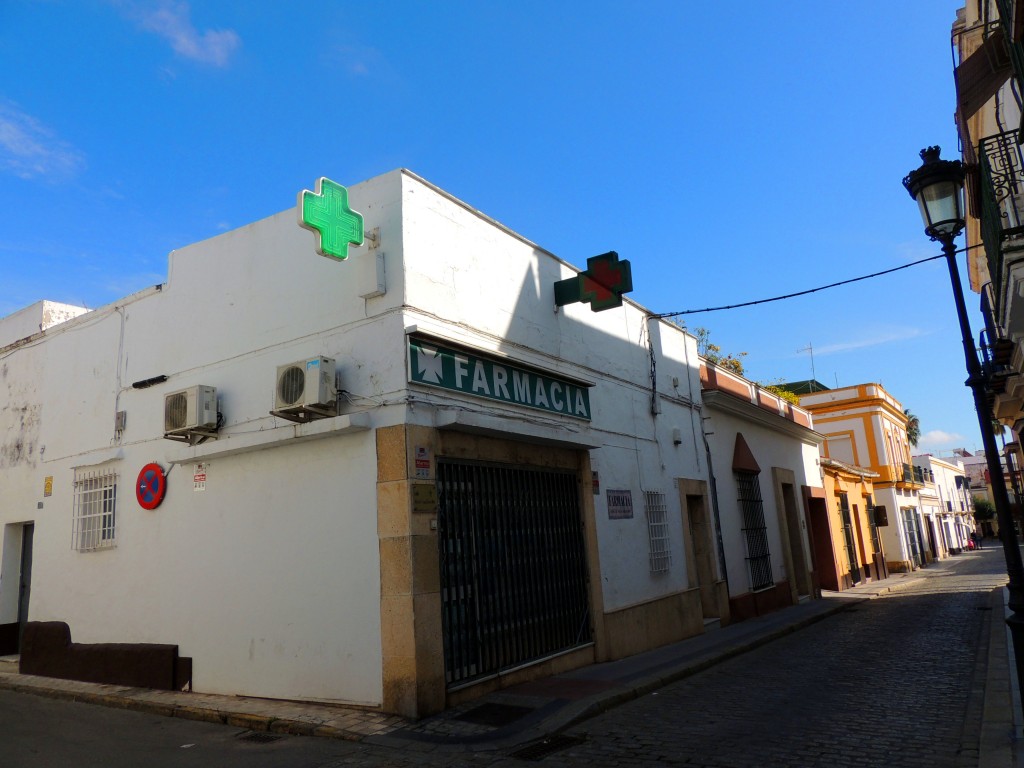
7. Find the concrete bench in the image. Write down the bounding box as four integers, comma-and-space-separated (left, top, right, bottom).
19, 621, 192, 691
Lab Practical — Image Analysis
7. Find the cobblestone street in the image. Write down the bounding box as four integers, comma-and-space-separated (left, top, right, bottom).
0, 551, 1011, 767
329, 550, 1009, 767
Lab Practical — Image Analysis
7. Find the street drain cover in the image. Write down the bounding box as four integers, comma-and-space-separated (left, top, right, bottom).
511, 734, 585, 761
236, 732, 283, 744
454, 702, 536, 726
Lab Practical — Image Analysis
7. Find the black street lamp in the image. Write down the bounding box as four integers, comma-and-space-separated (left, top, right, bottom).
904, 145, 1024, 697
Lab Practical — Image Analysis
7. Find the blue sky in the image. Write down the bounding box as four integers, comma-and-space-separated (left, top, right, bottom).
0, 1, 979, 454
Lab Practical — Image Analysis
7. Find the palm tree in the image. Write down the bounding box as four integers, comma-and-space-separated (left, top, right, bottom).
904, 408, 920, 448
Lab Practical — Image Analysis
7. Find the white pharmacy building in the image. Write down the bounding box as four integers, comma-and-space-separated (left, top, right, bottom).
0, 169, 821, 717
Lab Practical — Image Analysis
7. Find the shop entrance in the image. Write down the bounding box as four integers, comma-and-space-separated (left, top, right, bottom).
0, 522, 33, 655
436, 459, 591, 688
17, 523, 33, 648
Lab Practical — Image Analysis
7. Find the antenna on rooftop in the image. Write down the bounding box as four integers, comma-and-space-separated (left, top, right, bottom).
797, 343, 817, 390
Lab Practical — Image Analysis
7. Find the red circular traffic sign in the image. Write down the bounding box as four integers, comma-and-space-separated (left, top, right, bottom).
136, 463, 167, 510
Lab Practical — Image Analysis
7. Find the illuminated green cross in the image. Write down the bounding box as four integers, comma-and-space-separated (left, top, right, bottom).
298, 177, 364, 261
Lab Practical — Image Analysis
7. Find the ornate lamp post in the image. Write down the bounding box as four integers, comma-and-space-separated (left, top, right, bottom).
904, 145, 1024, 696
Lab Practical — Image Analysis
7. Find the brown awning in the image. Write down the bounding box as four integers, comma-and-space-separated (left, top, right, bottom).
732, 433, 761, 474
956, 26, 1012, 122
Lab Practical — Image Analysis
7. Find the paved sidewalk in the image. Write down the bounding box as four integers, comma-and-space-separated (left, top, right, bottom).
979, 580, 1024, 768
0, 565, 1007, 765
0, 654, 406, 740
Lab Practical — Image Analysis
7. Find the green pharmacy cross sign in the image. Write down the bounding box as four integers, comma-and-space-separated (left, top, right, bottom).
298, 177, 364, 261
554, 251, 633, 312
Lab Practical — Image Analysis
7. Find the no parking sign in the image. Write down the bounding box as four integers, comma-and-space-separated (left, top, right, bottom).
136, 463, 167, 510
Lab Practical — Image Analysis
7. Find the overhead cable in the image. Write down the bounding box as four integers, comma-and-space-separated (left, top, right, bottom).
652, 246, 980, 319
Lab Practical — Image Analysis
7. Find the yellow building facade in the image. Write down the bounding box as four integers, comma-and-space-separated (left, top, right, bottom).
800, 384, 926, 574
808, 458, 884, 591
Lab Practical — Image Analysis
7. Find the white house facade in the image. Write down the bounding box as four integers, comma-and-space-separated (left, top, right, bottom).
698, 364, 822, 618
913, 454, 972, 555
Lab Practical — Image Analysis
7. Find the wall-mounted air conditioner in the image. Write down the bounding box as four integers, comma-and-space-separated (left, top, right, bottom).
164, 385, 218, 441
272, 356, 337, 422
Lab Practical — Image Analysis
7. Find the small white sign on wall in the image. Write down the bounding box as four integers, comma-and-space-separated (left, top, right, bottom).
194, 463, 208, 492
414, 446, 431, 480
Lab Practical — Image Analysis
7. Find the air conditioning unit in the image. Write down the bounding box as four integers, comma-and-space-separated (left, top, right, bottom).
274, 357, 337, 419
164, 385, 217, 436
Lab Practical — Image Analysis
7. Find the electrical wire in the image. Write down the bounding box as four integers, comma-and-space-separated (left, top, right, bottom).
652, 245, 981, 319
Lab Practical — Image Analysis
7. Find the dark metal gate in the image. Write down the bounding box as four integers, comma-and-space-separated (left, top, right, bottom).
436, 459, 592, 688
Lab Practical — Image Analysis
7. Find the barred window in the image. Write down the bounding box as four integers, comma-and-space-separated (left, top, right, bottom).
645, 491, 672, 573
73, 468, 118, 551
735, 472, 773, 591
866, 495, 881, 553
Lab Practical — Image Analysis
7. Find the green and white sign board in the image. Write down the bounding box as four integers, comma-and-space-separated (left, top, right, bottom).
408, 338, 591, 421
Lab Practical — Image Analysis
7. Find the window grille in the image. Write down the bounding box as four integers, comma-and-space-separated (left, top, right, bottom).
839, 493, 860, 583
72, 468, 118, 551
866, 495, 881, 553
645, 491, 671, 573
903, 508, 922, 568
735, 472, 773, 590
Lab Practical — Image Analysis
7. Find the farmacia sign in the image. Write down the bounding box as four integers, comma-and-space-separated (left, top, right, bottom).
408, 338, 591, 421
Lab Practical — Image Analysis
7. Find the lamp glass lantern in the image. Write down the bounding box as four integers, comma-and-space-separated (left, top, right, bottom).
902, 146, 966, 241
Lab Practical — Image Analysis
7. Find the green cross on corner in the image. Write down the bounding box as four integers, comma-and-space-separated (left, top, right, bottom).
554, 251, 633, 312
298, 177, 364, 261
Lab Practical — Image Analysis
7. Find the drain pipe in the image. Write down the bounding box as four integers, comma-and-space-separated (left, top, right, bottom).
701, 415, 729, 591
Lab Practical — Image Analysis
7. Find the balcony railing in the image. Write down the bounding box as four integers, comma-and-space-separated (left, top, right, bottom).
978, 129, 1024, 312
897, 464, 931, 486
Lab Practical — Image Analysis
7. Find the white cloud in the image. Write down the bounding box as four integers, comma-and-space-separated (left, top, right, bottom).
918, 429, 967, 450
803, 327, 928, 356
0, 101, 85, 180
127, 1, 240, 67
321, 43, 384, 78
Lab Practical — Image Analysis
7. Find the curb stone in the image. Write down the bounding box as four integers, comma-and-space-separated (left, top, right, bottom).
225, 712, 274, 731
173, 705, 226, 724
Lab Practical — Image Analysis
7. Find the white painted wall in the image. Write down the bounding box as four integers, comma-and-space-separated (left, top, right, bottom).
398, 172, 706, 612
0, 172, 411, 704
873, 486, 922, 566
